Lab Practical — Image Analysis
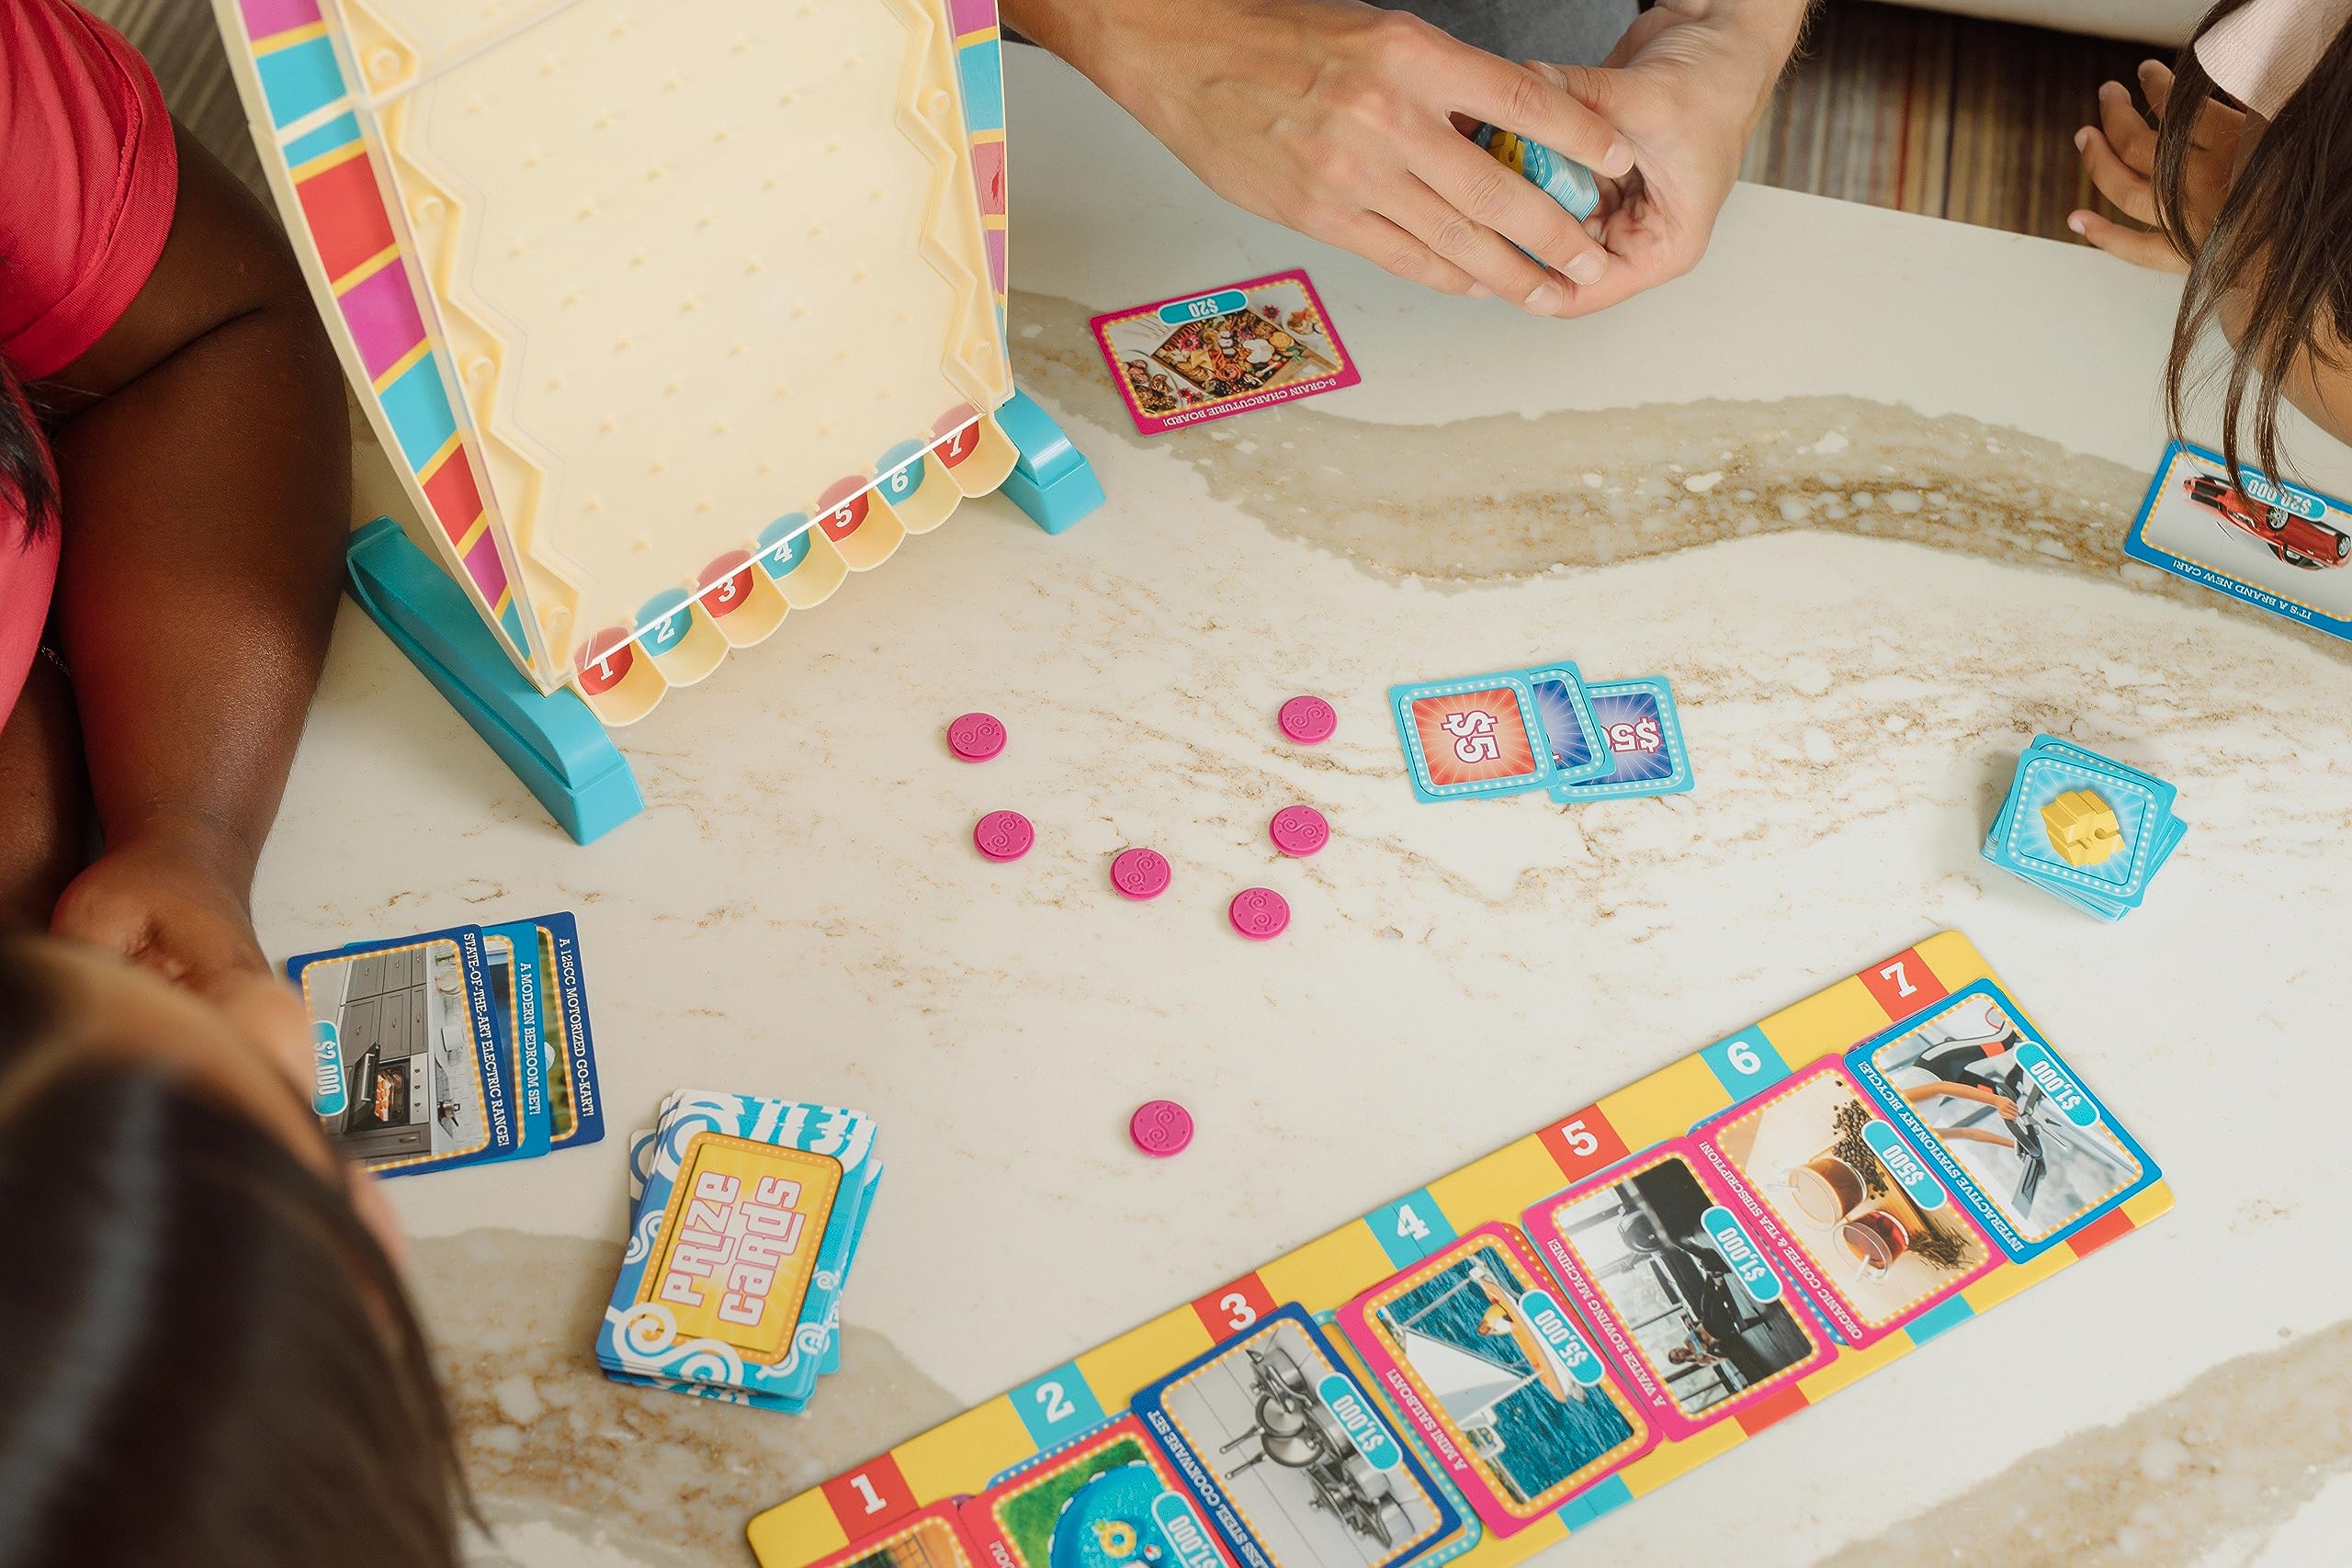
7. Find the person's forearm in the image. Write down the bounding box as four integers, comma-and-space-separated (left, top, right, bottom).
1668, 0, 1815, 127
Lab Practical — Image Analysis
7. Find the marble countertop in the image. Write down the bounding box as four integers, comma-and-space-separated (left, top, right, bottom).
259, 46, 2352, 1568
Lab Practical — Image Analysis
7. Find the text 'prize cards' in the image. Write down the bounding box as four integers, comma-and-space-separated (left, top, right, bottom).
1390, 663, 1690, 805
1983, 736, 2187, 919
600, 1091, 883, 1411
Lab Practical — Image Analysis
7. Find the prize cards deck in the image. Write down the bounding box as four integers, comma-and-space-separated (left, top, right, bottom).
600, 1091, 882, 1410
1389, 664, 1689, 805
286, 912, 605, 1177
1091, 271, 1359, 435
2123, 438, 2352, 644
1983, 737, 2187, 919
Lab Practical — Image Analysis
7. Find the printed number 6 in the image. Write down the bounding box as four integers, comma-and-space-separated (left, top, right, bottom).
1219, 1292, 1257, 1330
1559, 1119, 1599, 1158
1034, 1382, 1076, 1424
1726, 1041, 1763, 1076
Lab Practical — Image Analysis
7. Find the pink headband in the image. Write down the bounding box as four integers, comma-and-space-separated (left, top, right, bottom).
2195, 0, 2352, 119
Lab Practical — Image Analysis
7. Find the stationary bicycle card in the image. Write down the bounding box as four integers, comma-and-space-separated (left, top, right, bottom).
1338, 1224, 1651, 1534
1092, 270, 1359, 435
1520, 1143, 1830, 1441
1525, 662, 1613, 787
286, 925, 517, 1178
1692, 1062, 1995, 1348
961, 1416, 1235, 1568
1133, 1303, 1460, 1568
1390, 671, 1557, 803
1847, 982, 2156, 1262
2123, 438, 2352, 645
533, 911, 607, 1149
483, 924, 550, 1159
810, 1501, 986, 1568
1547, 678, 1693, 803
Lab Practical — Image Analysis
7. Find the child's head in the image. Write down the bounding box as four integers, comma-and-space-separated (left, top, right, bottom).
0, 932, 464, 1568
2159, 2, 2352, 485
0, 365, 56, 544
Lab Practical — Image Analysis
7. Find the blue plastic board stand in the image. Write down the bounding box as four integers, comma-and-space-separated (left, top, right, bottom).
345, 518, 643, 844
995, 388, 1104, 535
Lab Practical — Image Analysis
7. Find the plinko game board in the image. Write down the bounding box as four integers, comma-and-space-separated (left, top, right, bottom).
752, 932, 2168, 1566
209, 0, 1091, 750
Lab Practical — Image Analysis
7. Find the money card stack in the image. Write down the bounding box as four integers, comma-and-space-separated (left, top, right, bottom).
1389, 660, 1694, 805
599, 1090, 882, 1411
1983, 736, 2188, 920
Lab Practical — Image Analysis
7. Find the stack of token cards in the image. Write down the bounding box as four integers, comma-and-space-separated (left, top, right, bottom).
599, 1091, 883, 1410
1390, 661, 1693, 804
285, 913, 605, 1177
1982, 736, 2187, 919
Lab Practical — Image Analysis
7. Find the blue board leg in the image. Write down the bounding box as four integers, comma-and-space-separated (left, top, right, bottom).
345, 517, 643, 844
994, 387, 1104, 535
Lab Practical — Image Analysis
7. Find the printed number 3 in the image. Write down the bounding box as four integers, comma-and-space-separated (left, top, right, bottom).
1220, 1292, 1257, 1330
1034, 1382, 1076, 1424
1558, 1119, 1599, 1158
847, 1474, 887, 1516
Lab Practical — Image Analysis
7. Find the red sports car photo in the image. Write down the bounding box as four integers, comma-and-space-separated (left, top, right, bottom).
2182, 473, 2352, 570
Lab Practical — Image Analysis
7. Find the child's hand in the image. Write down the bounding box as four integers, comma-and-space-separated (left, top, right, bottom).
2068, 60, 2245, 273
51, 818, 267, 998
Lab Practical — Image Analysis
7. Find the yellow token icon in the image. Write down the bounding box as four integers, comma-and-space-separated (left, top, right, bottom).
2041, 788, 2122, 866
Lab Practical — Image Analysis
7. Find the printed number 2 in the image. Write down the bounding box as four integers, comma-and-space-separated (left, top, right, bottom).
1395, 1203, 1431, 1243
1219, 1292, 1258, 1330
1034, 1382, 1076, 1424
847, 1475, 887, 1516
1558, 1119, 1600, 1158
1880, 960, 1917, 998
1725, 1041, 1763, 1076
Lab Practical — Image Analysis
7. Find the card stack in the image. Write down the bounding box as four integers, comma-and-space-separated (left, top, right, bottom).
1390, 660, 1694, 805
1982, 736, 2187, 919
598, 1091, 883, 1411
285, 913, 605, 1178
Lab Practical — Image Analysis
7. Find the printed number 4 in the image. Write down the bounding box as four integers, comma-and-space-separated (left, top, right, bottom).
1395, 1203, 1431, 1243
847, 1474, 888, 1516
1880, 960, 1917, 998
1558, 1119, 1599, 1158
1220, 1292, 1257, 1330
1034, 1382, 1076, 1424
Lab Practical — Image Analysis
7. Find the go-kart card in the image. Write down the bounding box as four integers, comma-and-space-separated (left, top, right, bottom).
1847, 982, 2157, 1262
1692, 1062, 1995, 1348
1338, 1224, 1651, 1534
2123, 438, 2352, 645
1132, 1303, 1459, 1568
1092, 270, 1359, 435
483, 923, 550, 1160
1390, 671, 1558, 803
960, 1416, 1234, 1568
811, 1501, 985, 1568
285, 925, 518, 1178
533, 912, 606, 1149
1524, 662, 1613, 788
1520, 1143, 1830, 1441
1546, 678, 1693, 803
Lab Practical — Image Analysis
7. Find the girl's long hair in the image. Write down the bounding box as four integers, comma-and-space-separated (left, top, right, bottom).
2156, 0, 2352, 487
0, 360, 55, 546
0, 944, 467, 1568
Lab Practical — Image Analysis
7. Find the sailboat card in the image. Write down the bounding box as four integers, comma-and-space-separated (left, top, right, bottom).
1338, 1224, 1652, 1535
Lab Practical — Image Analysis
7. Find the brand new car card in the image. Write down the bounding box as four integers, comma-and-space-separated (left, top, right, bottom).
1520, 1143, 1830, 1441
286, 925, 518, 1178
2124, 438, 2352, 644
960, 1416, 1235, 1568
1847, 982, 2157, 1262
1338, 1224, 1652, 1535
1132, 1303, 1459, 1568
1692, 1062, 1996, 1349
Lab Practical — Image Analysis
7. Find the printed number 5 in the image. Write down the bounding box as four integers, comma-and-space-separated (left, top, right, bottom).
1726, 1041, 1763, 1076
1558, 1119, 1599, 1158
1034, 1382, 1076, 1424
847, 1474, 887, 1516
1219, 1292, 1257, 1330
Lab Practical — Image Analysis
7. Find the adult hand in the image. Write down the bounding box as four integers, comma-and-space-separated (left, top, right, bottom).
2068, 59, 2246, 273
1007, 0, 1634, 312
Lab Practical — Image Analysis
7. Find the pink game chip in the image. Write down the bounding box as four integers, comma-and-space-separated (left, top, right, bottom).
947, 712, 1006, 761
1228, 887, 1290, 940
1130, 1100, 1193, 1157
1269, 805, 1329, 857
973, 810, 1033, 862
1111, 847, 1171, 900
1279, 694, 1337, 744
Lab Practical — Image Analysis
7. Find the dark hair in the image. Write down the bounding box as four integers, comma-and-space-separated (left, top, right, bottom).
2157, 1, 2352, 490
0, 362, 55, 546
0, 946, 467, 1568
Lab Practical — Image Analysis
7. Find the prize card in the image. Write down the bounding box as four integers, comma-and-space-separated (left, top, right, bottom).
286, 926, 517, 1178
1524, 662, 1612, 788
1987, 747, 2172, 907
1315, 1313, 1482, 1568
1133, 1304, 1459, 1568
812, 1501, 985, 1568
1339, 1225, 1651, 1534
483, 924, 551, 1159
1693, 1063, 1995, 1348
1390, 672, 1556, 802
534, 911, 607, 1149
2123, 439, 2352, 644
961, 1416, 1233, 1568
1848, 983, 2157, 1262
1546, 678, 1693, 803
1091, 271, 1359, 435
1521, 1144, 1829, 1440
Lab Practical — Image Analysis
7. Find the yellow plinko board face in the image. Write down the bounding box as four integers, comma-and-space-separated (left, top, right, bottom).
749, 932, 2171, 1568
2041, 788, 2123, 866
